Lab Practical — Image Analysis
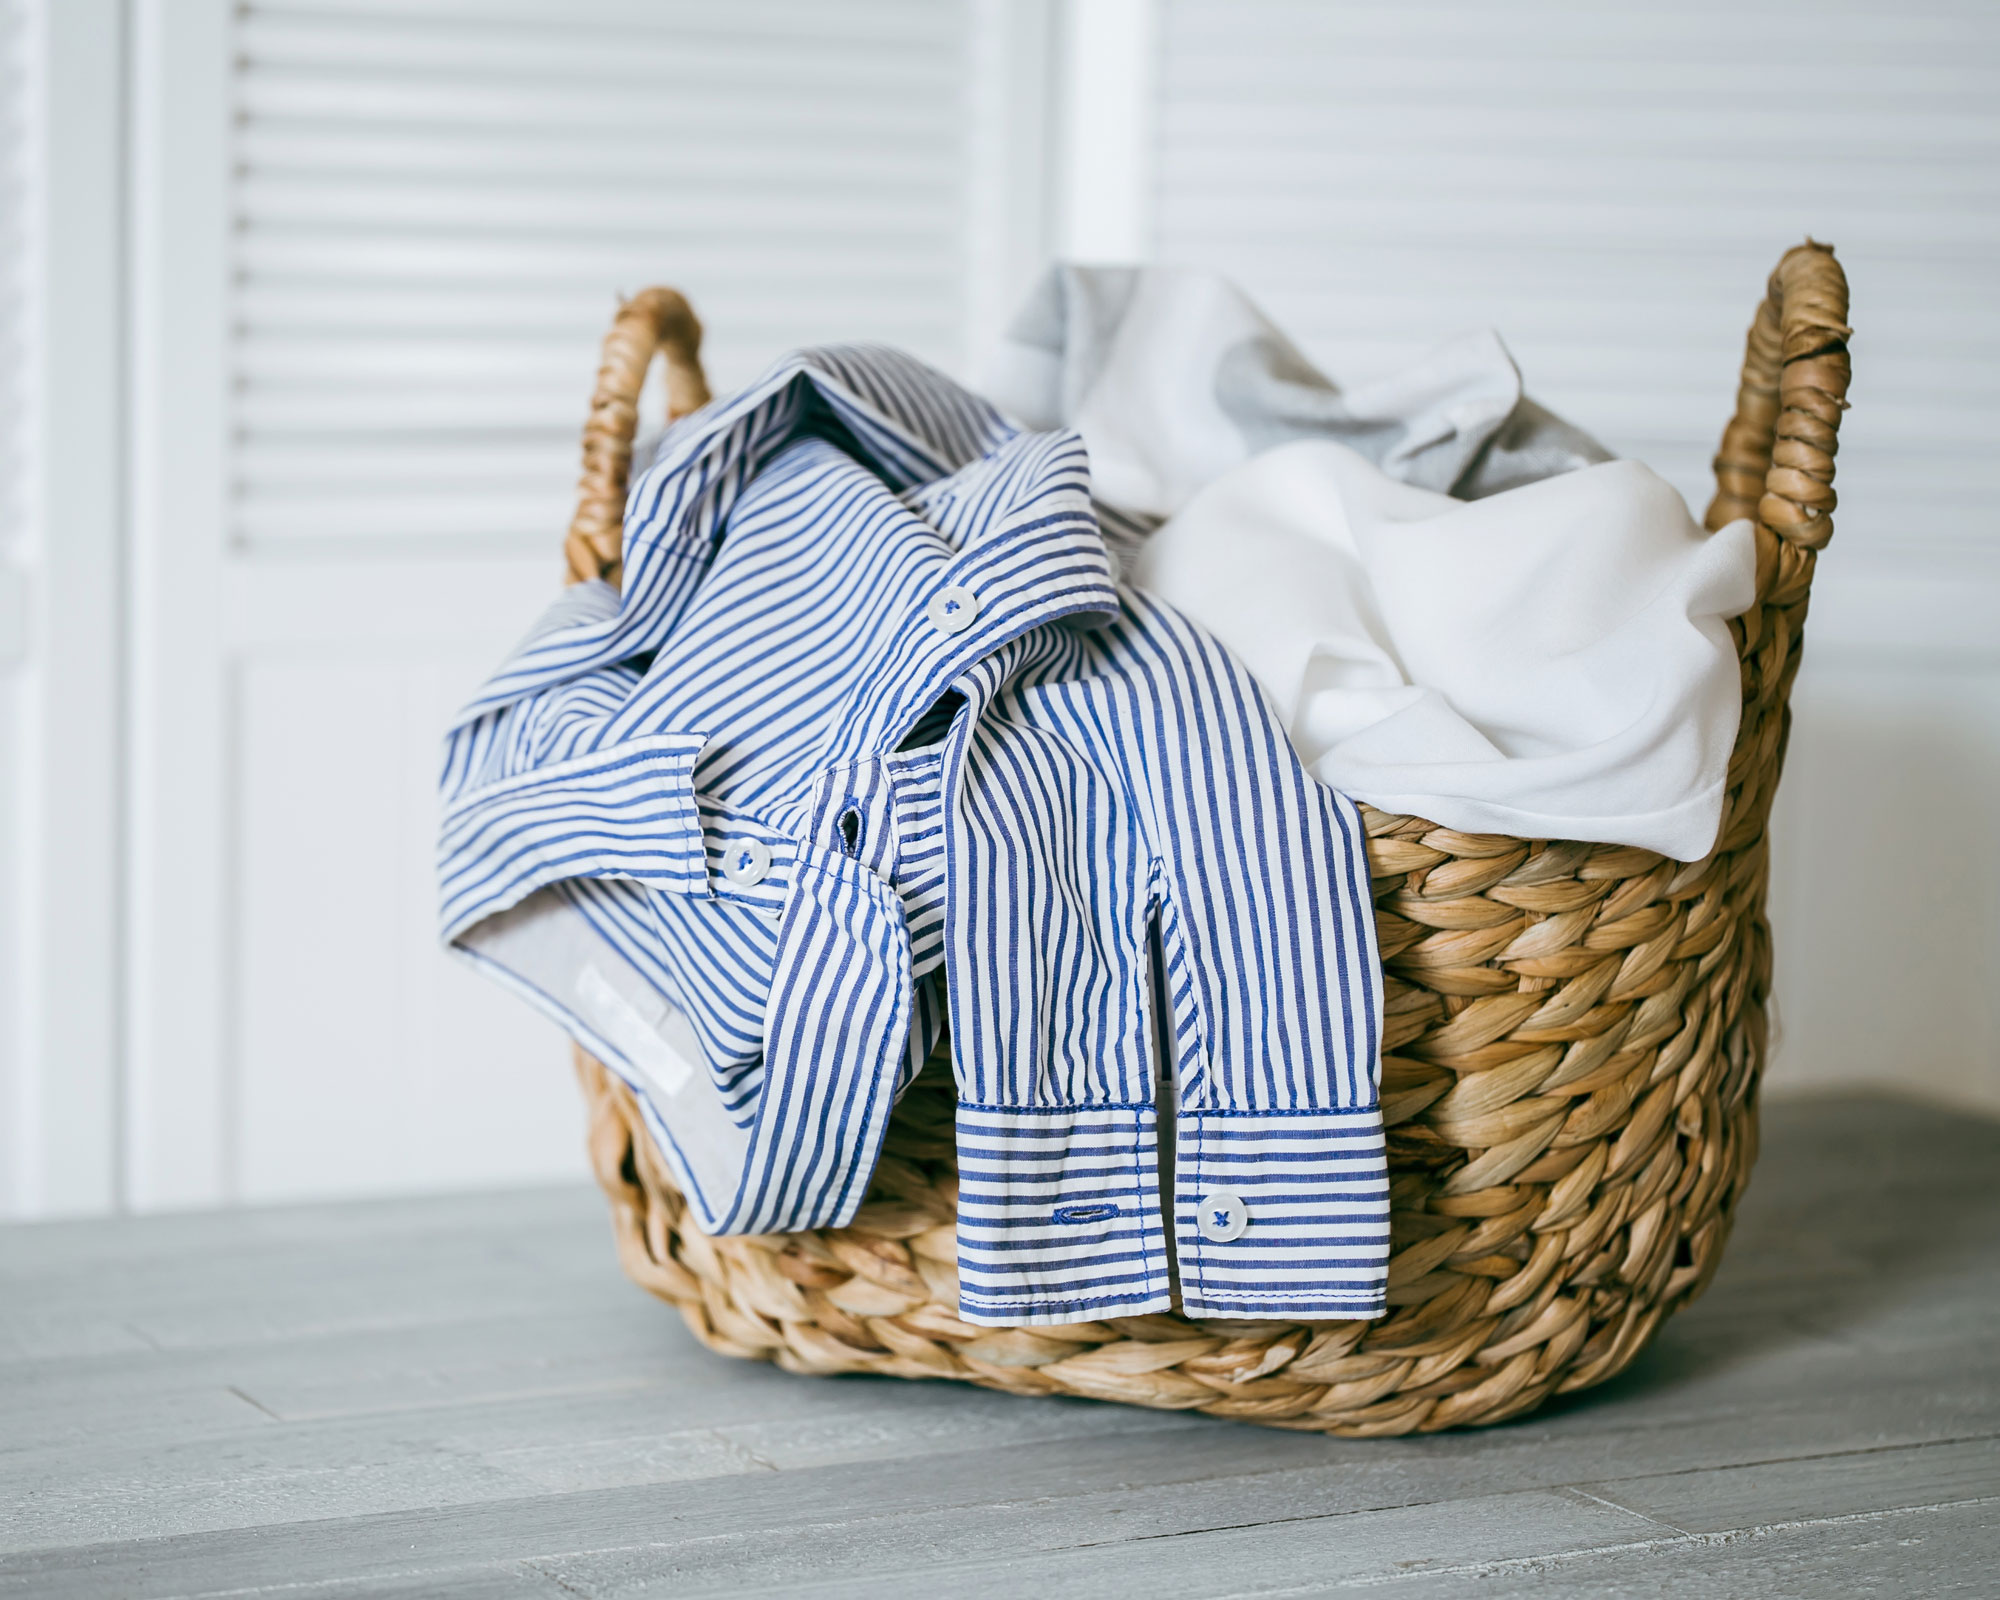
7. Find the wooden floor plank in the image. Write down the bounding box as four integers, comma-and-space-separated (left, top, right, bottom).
10, 1390, 2000, 1598
1370, 1496, 2000, 1599
0, 1235, 618, 1357
587, 1489, 1679, 1600
108, 1499, 1998, 1600
1579, 1435, 2000, 1533
0, 1193, 618, 1368
0, 1092, 1994, 1597
6, 1334, 1995, 1548
683, 1495, 2000, 1600
0, 1185, 609, 1278
0, 1379, 1205, 1551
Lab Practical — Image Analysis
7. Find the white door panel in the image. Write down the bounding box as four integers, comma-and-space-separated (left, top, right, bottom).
233, 649, 582, 1202
123, 0, 1048, 1206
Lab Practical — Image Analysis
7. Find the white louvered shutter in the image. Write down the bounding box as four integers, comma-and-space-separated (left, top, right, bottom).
1148, 0, 2000, 1111
232, 0, 986, 553
0, 0, 30, 583
125, 0, 1022, 1205
1151, 0, 2000, 567
0, 0, 34, 1201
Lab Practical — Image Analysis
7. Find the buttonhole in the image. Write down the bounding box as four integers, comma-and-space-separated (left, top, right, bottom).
837, 805, 862, 857
1052, 1202, 1118, 1226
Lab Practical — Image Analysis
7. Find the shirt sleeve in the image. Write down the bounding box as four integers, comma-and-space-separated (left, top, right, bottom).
1121, 590, 1389, 1320
938, 592, 1390, 1327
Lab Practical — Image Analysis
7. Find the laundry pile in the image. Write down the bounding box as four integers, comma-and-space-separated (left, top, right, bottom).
988, 267, 1755, 860
437, 269, 1755, 1329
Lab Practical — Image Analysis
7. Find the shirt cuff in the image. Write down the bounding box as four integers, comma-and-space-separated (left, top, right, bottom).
1174, 1106, 1391, 1321
953, 1102, 1173, 1327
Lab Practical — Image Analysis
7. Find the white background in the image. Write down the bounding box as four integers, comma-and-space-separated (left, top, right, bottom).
2, 0, 1995, 1217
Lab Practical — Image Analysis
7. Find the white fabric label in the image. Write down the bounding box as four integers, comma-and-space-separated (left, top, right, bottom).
576, 963, 697, 1097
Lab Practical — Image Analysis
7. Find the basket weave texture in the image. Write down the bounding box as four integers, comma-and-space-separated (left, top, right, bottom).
560, 244, 1851, 1435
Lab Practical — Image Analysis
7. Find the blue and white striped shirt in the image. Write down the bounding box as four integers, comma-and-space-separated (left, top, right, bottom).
439, 346, 1388, 1326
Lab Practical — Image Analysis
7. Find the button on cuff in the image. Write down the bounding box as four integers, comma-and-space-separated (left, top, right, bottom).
1196, 1191, 1249, 1244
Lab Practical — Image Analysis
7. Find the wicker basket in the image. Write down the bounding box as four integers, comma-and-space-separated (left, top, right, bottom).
559, 243, 1851, 1435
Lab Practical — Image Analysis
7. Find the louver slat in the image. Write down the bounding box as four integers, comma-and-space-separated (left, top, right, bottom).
230, 0, 975, 550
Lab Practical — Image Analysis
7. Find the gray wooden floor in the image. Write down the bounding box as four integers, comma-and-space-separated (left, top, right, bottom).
2, 1093, 1996, 1599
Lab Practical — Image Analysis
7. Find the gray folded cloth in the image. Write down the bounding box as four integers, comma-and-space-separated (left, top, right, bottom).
982, 264, 1611, 515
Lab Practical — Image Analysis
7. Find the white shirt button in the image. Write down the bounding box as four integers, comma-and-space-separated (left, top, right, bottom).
926, 584, 979, 636
1197, 1192, 1249, 1244
721, 837, 771, 887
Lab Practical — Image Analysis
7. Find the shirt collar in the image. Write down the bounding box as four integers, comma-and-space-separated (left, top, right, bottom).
454, 346, 1119, 734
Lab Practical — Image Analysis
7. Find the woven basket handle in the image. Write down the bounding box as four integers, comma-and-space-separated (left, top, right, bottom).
1698, 241, 1850, 857
1704, 241, 1851, 586
564, 287, 712, 588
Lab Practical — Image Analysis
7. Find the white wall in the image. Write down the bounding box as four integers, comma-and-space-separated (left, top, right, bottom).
3, 0, 1993, 1217
1, 0, 126, 1217
0, 0, 33, 1216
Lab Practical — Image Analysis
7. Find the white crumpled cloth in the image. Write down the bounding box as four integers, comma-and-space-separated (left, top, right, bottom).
982, 264, 1614, 518
1127, 440, 1756, 861
982, 264, 1758, 861
976, 260, 1760, 864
